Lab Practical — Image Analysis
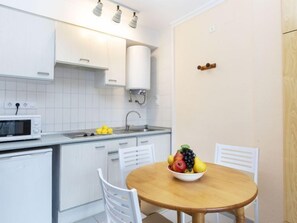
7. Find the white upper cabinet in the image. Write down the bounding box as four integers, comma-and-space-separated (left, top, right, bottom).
0, 7, 55, 80
95, 36, 126, 87
105, 36, 126, 86
55, 22, 108, 70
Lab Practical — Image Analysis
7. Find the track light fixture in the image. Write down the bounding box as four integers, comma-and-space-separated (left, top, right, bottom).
93, 0, 103, 17
112, 5, 122, 23
129, 12, 138, 28
92, 0, 139, 28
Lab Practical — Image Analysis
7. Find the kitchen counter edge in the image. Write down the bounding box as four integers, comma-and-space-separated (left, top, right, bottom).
0, 128, 171, 152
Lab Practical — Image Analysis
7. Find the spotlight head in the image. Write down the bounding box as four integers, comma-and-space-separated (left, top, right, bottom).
129, 12, 138, 28
93, 0, 103, 17
112, 5, 122, 23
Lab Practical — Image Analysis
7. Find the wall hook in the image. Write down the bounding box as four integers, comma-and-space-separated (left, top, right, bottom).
197, 63, 216, 71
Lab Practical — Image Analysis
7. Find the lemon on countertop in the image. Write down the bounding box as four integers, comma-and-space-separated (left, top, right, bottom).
101, 129, 108, 134
102, 125, 108, 130
96, 128, 102, 134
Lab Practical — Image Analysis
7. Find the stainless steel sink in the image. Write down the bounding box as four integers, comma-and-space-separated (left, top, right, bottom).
113, 126, 162, 134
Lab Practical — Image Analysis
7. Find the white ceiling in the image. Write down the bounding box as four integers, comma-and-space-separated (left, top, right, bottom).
107, 0, 212, 30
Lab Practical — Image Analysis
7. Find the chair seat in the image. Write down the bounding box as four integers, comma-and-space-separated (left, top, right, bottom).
141, 200, 164, 216
143, 212, 172, 223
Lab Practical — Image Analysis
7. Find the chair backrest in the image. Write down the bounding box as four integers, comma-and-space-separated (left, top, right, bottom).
118, 144, 155, 188
97, 168, 143, 223
215, 143, 259, 184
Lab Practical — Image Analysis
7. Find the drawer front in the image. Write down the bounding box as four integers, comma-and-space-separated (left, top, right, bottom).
107, 137, 137, 152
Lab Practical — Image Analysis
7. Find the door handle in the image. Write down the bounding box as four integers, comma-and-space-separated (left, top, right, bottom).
79, 58, 90, 63
37, 72, 50, 76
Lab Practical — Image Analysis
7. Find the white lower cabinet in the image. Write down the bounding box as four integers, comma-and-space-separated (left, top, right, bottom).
59, 141, 108, 211
137, 134, 171, 162
56, 134, 170, 223
107, 138, 137, 187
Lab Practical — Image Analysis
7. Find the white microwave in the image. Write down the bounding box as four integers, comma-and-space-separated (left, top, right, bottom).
0, 115, 41, 142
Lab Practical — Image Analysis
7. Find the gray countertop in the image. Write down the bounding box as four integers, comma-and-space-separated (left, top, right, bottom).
0, 127, 171, 152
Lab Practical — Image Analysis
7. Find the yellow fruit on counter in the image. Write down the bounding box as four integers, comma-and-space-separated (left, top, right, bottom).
167, 155, 174, 165
102, 125, 108, 130
107, 128, 113, 134
101, 129, 108, 134
96, 128, 103, 134
193, 156, 207, 173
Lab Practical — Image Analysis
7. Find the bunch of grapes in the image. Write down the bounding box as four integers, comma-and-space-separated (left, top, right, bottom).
180, 146, 196, 171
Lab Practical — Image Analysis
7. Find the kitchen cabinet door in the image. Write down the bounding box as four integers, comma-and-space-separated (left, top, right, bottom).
59, 141, 108, 211
55, 22, 108, 69
95, 36, 126, 87
105, 36, 126, 86
107, 137, 136, 187
0, 7, 54, 80
283, 31, 297, 223
137, 134, 171, 162
282, 0, 297, 33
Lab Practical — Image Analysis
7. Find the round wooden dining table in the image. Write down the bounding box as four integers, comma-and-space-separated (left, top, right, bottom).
126, 162, 258, 223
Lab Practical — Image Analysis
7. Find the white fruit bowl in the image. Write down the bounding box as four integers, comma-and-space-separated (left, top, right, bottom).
167, 166, 206, 182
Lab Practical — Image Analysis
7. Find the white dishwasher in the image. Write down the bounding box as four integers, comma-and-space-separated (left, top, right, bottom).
0, 148, 52, 223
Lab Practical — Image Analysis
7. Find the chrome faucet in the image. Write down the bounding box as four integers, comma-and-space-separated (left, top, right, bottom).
125, 111, 141, 131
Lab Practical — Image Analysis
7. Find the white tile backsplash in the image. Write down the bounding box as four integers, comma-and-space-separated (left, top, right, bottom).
0, 64, 148, 133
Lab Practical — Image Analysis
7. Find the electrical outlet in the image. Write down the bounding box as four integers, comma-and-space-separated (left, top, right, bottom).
4, 101, 36, 109
4, 101, 15, 109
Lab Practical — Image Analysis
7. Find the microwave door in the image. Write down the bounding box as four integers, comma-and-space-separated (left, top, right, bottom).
0, 120, 31, 137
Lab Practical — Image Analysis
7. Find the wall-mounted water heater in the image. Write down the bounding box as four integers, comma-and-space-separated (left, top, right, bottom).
126, 45, 151, 105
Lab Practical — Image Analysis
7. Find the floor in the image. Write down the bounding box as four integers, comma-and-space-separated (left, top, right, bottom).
74, 210, 221, 223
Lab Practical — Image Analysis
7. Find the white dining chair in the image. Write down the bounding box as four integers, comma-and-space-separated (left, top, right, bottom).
118, 144, 165, 216
97, 168, 172, 223
118, 144, 156, 189
214, 143, 259, 223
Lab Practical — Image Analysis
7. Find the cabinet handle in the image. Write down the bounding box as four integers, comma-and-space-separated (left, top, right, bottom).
79, 58, 90, 63
108, 79, 117, 82
119, 142, 128, 146
108, 151, 118, 155
95, 145, 106, 149
111, 158, 119, 162
37, 72, 50, 76
140, 140, 149, 144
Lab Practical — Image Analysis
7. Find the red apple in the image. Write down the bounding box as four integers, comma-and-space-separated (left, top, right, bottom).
174, 151, 183, 161
172, 160, 187, 173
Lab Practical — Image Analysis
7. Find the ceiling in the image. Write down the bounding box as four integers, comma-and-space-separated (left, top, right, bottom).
106, 0, 212, 30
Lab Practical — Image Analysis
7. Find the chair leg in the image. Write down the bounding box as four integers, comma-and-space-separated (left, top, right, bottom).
177, 211, 185, 223
254, 199, 259, 223
216, 213, 220, 223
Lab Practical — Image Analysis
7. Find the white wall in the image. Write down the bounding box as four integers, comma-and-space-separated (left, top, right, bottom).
174, 0, 283, 222
147, 27, 173, 128
0, 0, 160, 47
0, 65, 147, 132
